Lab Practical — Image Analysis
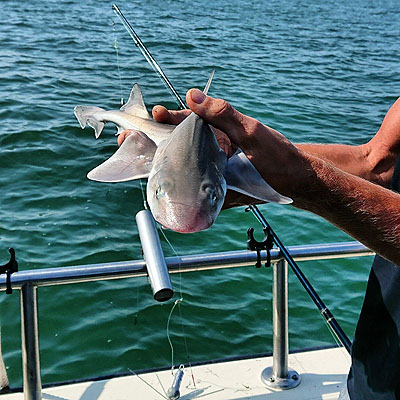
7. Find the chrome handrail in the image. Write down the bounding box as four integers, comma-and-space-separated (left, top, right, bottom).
0, 241, 374, 399
0, 242, 373, 290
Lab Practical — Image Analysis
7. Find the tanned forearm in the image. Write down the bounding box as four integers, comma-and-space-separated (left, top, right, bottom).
294, 153, 400, 264
296, 143, 373, 181
185, 89, 400, 264
222, 105, 400, 264
297, 98, 400, 187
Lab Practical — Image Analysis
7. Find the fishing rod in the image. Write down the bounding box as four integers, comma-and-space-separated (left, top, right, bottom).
112, 3, 352, 354
248, 205, 352, 354
112, 4, 187, 110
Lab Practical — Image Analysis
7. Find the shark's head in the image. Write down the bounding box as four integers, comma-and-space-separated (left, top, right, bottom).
147, 114, 227, 233
147, 170, 226, 233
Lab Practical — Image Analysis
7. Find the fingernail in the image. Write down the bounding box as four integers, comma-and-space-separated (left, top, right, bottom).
190, 89, 206, 104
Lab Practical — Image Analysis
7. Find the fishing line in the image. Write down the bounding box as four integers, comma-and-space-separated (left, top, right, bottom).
135, 154, 194, 381
111, 19, 124, 106
155, 371, 169, 398
128, 89, 190, 379
112, 5, 197, 386
155, 230, 185, 365
166, 297, 182, 371
128, 368, 168, 399
158, 229, 183, 298
139, 179, 148, 210
137, 177, 195, 384
177, 301, 196, 389
159, 236, 183, 375
159, 228, 196, 388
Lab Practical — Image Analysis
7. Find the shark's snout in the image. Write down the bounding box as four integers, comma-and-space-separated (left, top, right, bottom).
152, 203, 215, 234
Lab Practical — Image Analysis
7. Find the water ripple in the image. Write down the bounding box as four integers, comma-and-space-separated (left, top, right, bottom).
1, 0, 399, 386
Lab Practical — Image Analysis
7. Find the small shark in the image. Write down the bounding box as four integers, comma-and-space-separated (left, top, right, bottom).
74, 80, 292, 233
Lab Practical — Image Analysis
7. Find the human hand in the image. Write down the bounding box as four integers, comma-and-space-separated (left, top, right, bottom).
117, 105, 237, 158
184, 88, 307, 201
151, 104, 270, 209
152, 105, 238, 158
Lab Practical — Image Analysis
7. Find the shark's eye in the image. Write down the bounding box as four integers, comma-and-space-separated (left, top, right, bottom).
207, 189, 218, 207
155, 180, 173, 200
155, 185, 166, 199
202, 184, 218, 207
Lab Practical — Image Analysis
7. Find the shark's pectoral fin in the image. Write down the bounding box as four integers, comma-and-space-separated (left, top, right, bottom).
225, 150, 293, 204
120, 84, 151, 119
87, 130, 157, 182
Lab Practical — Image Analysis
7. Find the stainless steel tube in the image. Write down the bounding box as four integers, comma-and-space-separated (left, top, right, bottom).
20, 283, 42, 400
261, 260, 300, 389
0, 242, 372, 292
273, 259, 289, 378
136, 210, 173, 302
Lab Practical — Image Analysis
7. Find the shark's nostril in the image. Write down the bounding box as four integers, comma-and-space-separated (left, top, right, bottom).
159, 179, 173, 192
201, 183, 215, 194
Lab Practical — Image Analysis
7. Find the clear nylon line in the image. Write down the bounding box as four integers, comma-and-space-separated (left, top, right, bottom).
128, 368, 168, 399
111, 19, 124, 106
166, 298, 182, 371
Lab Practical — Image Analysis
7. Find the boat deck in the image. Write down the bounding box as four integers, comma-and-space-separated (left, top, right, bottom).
2, 347, 350, 399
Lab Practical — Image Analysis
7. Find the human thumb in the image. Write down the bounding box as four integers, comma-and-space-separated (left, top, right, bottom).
186, 88, 248, 144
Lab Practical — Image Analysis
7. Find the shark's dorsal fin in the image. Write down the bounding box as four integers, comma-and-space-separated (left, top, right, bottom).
120, 84, 151, 119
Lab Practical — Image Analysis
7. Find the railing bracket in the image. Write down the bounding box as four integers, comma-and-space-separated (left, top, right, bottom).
0, 248, 18, 294
246, 227, 274, 268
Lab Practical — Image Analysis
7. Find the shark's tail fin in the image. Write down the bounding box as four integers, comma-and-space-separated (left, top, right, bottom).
74, 106, 106, 138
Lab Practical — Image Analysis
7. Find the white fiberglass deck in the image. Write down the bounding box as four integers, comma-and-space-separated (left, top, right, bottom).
2, 347, 350, 400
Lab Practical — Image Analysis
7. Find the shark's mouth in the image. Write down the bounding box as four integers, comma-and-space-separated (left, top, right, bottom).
152, 203, 214, 234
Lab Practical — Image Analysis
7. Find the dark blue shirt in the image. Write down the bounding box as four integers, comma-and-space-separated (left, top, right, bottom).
348, 158, 400, 399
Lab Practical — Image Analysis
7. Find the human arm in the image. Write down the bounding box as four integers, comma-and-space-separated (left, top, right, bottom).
152, 98, 400, 188
185, 89, 400, 265
150, 99, 400, 209
298, 98, 400, 186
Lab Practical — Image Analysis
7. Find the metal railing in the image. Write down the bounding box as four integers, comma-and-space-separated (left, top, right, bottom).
0, 241, 374, 399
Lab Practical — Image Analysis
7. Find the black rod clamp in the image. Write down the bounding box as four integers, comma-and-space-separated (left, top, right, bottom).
247, 227, 274, 268
0, 248, 18, 294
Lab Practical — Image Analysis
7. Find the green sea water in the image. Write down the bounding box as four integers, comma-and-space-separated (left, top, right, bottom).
0, 0, 399, 388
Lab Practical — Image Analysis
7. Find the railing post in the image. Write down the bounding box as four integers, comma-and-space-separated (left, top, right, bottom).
20, 283, 42, 400
261, 259, 301, 389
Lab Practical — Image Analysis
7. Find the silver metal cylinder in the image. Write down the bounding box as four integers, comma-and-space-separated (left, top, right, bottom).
273, 259, 289, 378
261, 260, 300, 390
20, 283, 42, 400
136, 210, 173, 302
167, 365, 184, 399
